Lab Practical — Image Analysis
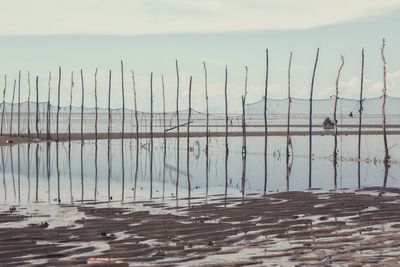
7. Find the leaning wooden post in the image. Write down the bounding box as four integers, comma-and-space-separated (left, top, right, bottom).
286, 52, 293, 191
241, 66, 248, 158
187, 76, 192, 201
56, 66, 61, 141
10, 79, 16, 136
308, 48, 319, 189
150, 72, 154, 199
46, 72, 51, 140
224, 66, 228, 154
132, 71, 139, 199
380, 39, 390, 166
68, 72, 74, 142
80, 69, 84, 143
27, 72, 31, 138
17, 71, 21, 136
263, 49, 269, 194
35, 76, 39, 138
175, 60, 180, 198
333, 56, 345, 175
203, 61, 209, 196
1, 75, 7, 135
357, 49, 365, 188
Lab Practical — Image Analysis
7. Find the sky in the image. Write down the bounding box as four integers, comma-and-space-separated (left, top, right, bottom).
0, 0, 399, 112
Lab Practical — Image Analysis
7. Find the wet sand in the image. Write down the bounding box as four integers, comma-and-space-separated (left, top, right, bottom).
2, 189, 400, 266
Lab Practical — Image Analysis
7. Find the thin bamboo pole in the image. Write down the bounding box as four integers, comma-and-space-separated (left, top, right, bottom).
357, 49, 364, 189
10, 79, 16, 136
46, 72, 51, 140
175, 60, 180, 198
80, 69, 84, 143
242, 66, 248, 158
94, 69, 98, 201
150, 72, 153, 199
203, 61, 209, 198
187, 76, 192, 202
380, 39, 390, 166
309, 48, 319, 189
17, 71, 21, 136
263, 49, 269, 194
121, 61, 125, 202
333, 57, 344, 164
27, 72, 31, 138
286, 52, 293, 191
35, 76, 39, 138
68, 72, 74, 142
56, 66, 61, 141
162, 75, 166, 201
1, 75, 7, 135
224, 66, 228, 154
108, 70, 112, 201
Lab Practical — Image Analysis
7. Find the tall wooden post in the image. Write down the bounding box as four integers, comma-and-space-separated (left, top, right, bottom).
46, 72, 51, 140
56, 66, 61, 141
35, 76, 39, 138
17, 71, 21, 136
264, 49, 269, 194
162, 75, 166, 200
150, 72, 153, 199
242, 66, 248, 158
132, 71, 139, 200
80, 70, 84, 143
308, 48, 319, 189
357, 49, 364, 189
380, 39, 390, 166
10, 79, 16, 136
187, 76, 192, 202
68, 72, 74, 142
108, 70, 112, 201
224, 66, 228, 154
27, 72, 31, 138
175, 60, 180, 198
94, 68, 98, 201
1, 75, 7, 135
121, 61, 125, 201
203, 62, 209, 197
286, 52, 293, 191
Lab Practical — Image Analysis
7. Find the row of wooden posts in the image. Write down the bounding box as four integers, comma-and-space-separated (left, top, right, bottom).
0, 39, 391, 193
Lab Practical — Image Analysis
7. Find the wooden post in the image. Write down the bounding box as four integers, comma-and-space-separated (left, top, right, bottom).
150, 72, 153, 199
121, 61, 125, 201
308, 48, 319, 189
17, 71, 21, 136
187, 76, 192, 202
10, 79, 16, 136
56, 66, 61, 141
264, 49, 269, 194
132, 71, 139, 200
1, 75, 7, 135
162, 75, 166, 200
108, 70, 112, 201
35, 76, 39, 138
46, 72, 51, 140
242, 66, 248, 158
224, 66, 228, 154
333, 56, 344, 172
80, 69, 84, 143
68, 72, 74, 142
175, 60, 180, 198
203, 62, 209, 197
27, 72, 31, 138
380, 39, 390, 166
358, 49, 364, 189
94, 68, 98, 201
286, 52, 293, 191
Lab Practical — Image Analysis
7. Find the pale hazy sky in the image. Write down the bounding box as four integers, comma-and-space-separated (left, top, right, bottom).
0, 0, 399, 112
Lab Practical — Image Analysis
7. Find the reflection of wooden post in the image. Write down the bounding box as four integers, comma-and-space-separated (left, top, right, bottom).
10, 79, 16, 136
1, 76, 7, 135
203, 62, 209, 197
35, 76, 39, 138
358, 49, 364, 189
27, 72, 31, 138
286, 52, 293, 190
56, 67, 61, 141
309, 48, 319, 189
241, 66, 248, 158
46, 72, 51, 140
224, 66, 228, 154
175, 60, 180, 198
187, 76, 192, 201
333, 56, 344, 171
17, 71, 21, 136
68, 72, 74, 142
380, 39, 389, 166
264, 50, 269, 194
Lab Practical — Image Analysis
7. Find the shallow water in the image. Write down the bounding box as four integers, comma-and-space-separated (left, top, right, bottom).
0, 132, 398, 205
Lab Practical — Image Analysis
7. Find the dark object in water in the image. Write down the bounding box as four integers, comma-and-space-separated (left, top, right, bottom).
40, 222, 49, 228
5, 140, 13, 144
9, 206, 16, 213
206, 240, 214, 246
323, 117, 335, 130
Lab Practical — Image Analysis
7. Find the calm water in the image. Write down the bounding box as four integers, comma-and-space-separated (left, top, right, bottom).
0, 132, 398, 205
